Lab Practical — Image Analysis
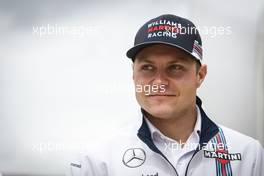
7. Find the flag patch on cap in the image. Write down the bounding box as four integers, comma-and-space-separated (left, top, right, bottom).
192, 40, 203, 61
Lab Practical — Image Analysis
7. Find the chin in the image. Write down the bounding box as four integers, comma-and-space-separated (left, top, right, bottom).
144, 104, 175, 119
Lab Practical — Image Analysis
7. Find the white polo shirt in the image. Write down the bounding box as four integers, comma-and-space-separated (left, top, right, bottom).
144, 105, 201, 176
69, 100, 264, 176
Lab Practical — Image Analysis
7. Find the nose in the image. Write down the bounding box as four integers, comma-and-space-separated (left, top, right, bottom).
152, 71, 169, 86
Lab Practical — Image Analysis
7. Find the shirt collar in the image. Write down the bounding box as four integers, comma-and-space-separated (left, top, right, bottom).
144, 105, 202, 144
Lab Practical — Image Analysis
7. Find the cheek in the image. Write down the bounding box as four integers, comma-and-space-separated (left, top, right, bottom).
173, 75, 198, 93
133, 74, 151, 87
134, 77, 149, 98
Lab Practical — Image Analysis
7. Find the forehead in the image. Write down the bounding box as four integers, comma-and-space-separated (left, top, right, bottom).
135, 44, 194, 64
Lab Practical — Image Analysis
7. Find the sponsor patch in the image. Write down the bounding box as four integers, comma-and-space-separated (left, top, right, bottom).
204, 149, 242, 164
122, 148, 146, 168
70, 163, 81, 168
147, 19, 181, 39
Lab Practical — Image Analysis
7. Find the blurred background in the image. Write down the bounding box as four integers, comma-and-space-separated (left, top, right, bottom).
0, 0, 264, 175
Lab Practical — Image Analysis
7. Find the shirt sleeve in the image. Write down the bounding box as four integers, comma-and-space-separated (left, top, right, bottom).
68, 154, 108, 176
253, 140, 264, 176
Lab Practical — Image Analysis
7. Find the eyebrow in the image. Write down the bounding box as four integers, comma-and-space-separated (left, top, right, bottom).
167, 60, 182, 64
136, 58, 154, 64
137, 58, 188, 64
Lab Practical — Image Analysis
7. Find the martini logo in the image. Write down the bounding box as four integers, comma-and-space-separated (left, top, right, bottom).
147, 19, 181, 39
204, 149, 242, 164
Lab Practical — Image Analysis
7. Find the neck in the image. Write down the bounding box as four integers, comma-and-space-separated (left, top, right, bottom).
144, 105, 197, 143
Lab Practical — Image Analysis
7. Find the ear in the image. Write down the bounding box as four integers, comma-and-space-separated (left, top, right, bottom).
132, 63, 135, 80
196, 64, 207, 88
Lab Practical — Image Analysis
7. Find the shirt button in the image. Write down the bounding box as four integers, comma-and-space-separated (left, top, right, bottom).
153, 133, 160, 140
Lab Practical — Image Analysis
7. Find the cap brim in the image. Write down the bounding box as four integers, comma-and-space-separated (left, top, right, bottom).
126, 41, 196, 61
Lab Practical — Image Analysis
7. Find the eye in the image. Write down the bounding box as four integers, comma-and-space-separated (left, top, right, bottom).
141, 64, 154, 71
168, 64, 184, 72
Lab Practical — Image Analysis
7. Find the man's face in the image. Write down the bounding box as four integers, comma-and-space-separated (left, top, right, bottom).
133, 44, 207, 120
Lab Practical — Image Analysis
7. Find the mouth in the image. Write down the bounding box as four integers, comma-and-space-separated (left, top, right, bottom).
146, 94, 176, 97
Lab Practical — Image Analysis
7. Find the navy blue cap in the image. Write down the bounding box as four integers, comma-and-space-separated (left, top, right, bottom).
126, 14, 203, 62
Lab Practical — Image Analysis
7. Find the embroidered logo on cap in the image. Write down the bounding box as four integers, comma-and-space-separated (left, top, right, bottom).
147, 19, 181, 39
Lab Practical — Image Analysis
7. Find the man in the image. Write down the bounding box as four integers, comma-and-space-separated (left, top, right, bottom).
69, 14, 264, 176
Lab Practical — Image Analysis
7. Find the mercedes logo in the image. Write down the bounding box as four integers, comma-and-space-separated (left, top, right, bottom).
122, 148, 146, 168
